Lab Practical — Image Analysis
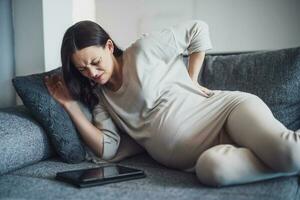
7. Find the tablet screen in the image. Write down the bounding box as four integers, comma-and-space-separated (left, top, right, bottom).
57, 165, 143, 182
80, 166, 119, 181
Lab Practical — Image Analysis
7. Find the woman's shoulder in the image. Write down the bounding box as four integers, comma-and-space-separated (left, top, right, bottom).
135, 29, 176, 50
121, 38, 152, 64
125, 35, 152, 54
124, 30, 178, 63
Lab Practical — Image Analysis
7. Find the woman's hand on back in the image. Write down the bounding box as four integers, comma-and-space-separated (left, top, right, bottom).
193, 81, 214, 97
44, 74, 75, 108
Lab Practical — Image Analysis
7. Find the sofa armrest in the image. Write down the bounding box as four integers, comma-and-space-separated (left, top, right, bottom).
0, 106, 55, 175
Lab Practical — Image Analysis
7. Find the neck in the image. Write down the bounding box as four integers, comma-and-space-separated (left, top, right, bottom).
106, 55, 123, 91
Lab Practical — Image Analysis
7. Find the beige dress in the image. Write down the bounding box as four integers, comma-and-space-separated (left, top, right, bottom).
92, 20, 255, 171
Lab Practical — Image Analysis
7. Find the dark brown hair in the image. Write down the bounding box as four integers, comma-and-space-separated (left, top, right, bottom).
61, 20, 123, 108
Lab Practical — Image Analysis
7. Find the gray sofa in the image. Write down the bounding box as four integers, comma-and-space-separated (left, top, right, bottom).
1, 47, 300, 200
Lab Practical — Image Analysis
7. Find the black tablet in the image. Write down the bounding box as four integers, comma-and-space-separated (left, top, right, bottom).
55, 164, 146, 188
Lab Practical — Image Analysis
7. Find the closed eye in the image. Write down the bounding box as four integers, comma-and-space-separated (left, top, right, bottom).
78, 67, 86, 72
91, 60, 100, 65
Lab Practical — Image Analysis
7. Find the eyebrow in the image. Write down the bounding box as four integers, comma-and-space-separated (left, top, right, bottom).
76, 57, 99, 68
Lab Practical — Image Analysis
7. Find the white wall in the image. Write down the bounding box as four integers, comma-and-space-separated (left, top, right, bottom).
11, 0, 95, 106
95, 0, 300, 53
95, 0, 146, 49
95, 0, 195, 49
42, 0, 73, 71
13, 0, 96, 76
73, 0, 96, 23
12, 0, 73, 105
13, 0, 45, 76
194, 0, 300, 52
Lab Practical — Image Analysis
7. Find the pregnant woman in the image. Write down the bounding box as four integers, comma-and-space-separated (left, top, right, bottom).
44, 20, 300, 187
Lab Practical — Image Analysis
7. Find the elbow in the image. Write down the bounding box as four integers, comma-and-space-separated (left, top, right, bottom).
101, 132, 121, 160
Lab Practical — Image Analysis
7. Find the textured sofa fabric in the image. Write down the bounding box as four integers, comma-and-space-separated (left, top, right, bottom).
200, 46, 300, 130
0, 106, 54, 175
12, 68, 87, 163
1, 153, 299, 200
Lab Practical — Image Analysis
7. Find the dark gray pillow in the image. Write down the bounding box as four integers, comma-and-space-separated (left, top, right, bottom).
200, 46, 300, 130
12, 67, 86, 163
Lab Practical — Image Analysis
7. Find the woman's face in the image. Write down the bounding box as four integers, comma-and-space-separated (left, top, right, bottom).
71, 40, 114, 85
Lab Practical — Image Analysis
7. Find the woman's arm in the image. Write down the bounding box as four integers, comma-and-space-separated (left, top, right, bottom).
171, 20, 211, 79
64, 101, 104, 158
92, 101, 121, 160
170, 20, 214, 96
188, 51, 206, 82
171, 20, 213, 55
188, 51, 214, 97
44, 74, 104, 158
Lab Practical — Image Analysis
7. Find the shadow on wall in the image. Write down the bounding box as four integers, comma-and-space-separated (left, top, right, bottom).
0, 0, 15, 108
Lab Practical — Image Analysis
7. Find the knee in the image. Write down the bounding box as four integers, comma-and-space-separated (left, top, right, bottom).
237, 92, 262, 103
195, 148, 232, 187
272, 136, 300, 172
242, 93, 267, 107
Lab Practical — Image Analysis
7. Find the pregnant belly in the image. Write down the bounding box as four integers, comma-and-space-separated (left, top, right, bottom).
144, 94, 223, 169
142, 100, 202, 168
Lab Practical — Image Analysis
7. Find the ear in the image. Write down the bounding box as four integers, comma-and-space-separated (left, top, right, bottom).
106, 39, 114, 54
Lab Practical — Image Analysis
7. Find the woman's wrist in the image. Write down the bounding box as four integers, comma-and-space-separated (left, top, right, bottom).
190, 76, 198, 83
188, 71, 198, 82
63, 101, 79, 111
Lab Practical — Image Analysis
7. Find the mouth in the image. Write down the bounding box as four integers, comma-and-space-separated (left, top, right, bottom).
93, 73, 104, 81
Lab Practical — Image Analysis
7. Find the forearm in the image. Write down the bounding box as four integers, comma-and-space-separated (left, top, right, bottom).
63, 101, 104, 158
188, 51, 206, 82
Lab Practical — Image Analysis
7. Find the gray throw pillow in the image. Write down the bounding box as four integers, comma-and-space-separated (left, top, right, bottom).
12, 67, 86, 163
200, 46, 300, 130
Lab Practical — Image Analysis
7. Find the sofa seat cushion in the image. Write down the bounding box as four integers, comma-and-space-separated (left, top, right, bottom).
201, 46, 300, 130
1, 153, 299, 200
0, 106, 55, 175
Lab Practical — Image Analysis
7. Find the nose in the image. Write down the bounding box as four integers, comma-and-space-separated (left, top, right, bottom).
88, 67, 98, 79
